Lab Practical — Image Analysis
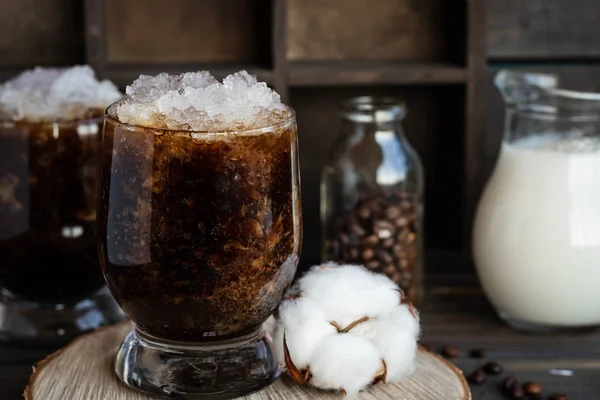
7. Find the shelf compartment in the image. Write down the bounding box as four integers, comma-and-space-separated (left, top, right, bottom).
289, 61, 467, 86
287, 0, 466, 64
103, 0, 272, 66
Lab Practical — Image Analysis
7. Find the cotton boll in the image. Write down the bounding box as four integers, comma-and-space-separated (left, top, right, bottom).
347, 305, 419, 382
297, 263, 400, 327
372, 328, 417, 382
390, 303, 421, 339
309, 334, 382, 396
274, 263, 421, 394
273, 297, 338, 370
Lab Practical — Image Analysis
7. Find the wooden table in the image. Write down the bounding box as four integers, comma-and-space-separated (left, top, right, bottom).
2, 290, 600, 400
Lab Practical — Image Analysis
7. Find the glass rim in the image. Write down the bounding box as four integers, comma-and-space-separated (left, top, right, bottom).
513, 104, 600, 122
104, 102, 297, 135
0, 114, 104, 127
342, 96, 406, 111
548, 88, 600, 102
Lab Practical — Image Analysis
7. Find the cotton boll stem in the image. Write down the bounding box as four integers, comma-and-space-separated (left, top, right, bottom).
283, 334, 310, 384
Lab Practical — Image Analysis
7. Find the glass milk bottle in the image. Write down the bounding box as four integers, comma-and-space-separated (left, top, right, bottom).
473, 69, 600, 331
321, 97, 424, 302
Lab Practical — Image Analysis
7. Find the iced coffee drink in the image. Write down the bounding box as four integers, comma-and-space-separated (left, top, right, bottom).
0, 66, 123, 341
98, 71, 301, 398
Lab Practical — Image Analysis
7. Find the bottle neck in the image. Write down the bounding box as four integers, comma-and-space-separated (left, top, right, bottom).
341, 118, 407, 141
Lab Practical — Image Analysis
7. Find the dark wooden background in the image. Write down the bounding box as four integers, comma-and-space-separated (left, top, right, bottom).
2, 3, 600, 399
1, 0, 599, 281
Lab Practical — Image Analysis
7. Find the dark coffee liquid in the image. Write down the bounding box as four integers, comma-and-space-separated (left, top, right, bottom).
98, 120, 301, 342
0, 119, 105, 302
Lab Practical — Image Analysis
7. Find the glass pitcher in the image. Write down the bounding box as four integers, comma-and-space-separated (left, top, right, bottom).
473, 69, 600, 331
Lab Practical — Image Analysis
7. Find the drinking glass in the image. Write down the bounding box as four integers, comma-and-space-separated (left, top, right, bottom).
0, 116, 124, 342
97, 103, 302, 398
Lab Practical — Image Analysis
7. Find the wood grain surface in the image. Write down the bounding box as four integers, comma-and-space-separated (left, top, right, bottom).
24, 321, 469, 400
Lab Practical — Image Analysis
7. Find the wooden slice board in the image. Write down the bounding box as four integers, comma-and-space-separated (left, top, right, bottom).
25, 321, 470, 400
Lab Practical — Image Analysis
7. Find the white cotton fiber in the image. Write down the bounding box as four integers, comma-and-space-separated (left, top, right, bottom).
347, 305, 420, 382
297, 263, 400, 327
309, 335, 382, 396
273, 297, 338, 370
274, 263, 421, 395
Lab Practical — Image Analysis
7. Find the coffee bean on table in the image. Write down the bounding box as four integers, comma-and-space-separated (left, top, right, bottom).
442, 345, 459, 358
482, 361, 503, 375
508, 385, 525, 399
523, 381, 542, 396
502, 376, 518, 392
469, 347, 486, 359
467, 369, 486, 385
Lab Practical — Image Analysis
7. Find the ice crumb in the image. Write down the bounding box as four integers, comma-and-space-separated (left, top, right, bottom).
114, 70, 289, 131
0, 65, 122, 122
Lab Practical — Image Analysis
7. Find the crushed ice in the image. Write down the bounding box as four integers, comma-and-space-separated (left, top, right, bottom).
0, 65, 122, 122
114, 70, 288, 131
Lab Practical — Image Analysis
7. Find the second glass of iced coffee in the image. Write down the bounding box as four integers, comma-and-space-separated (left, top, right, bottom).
97, 71, 302, 398
0, 66, 124, 342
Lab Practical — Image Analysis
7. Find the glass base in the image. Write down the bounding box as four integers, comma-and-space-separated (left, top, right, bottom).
0, 286, 125, 344
116, 323, 280, 399
499, 312, 600, 334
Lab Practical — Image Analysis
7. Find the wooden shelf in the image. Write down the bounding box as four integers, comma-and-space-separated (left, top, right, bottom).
289, 61, 467, 87
99, 65, 273, 89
